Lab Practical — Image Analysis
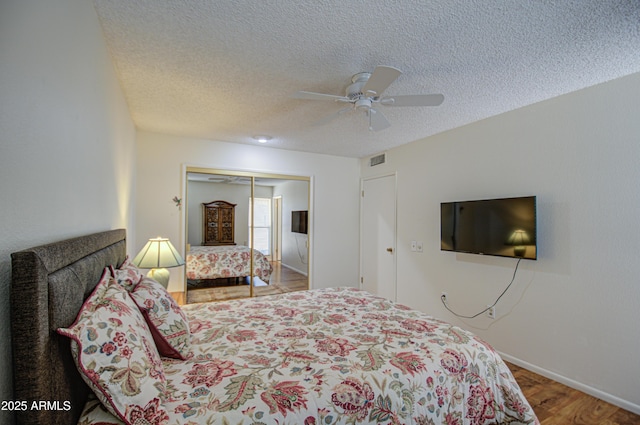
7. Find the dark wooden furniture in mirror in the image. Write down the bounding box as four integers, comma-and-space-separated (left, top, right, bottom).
202, 200, 236, 245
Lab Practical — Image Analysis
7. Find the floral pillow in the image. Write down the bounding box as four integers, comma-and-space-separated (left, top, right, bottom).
57, 270, 169, 425
111, 257, 145, 291
77, 397, 125, 425
129, 276, 191, 360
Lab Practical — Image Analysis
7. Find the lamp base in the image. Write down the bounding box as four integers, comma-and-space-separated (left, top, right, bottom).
147, 268, 170, 288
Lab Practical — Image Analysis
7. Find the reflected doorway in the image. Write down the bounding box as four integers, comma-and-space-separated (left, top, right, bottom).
184, 168, 310, 303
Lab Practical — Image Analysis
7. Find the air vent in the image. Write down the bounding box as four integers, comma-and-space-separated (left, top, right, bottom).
369, 153, 386, 167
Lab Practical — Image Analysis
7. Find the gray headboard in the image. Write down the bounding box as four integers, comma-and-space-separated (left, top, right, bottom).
10, 229, 127, 425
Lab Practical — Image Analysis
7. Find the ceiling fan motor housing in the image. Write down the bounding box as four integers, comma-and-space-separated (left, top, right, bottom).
346, 72, 371, 100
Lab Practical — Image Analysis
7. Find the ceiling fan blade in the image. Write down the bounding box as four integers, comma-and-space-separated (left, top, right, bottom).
368, 108, 391, 132
362, 66, 402, 96
292, 91, 349, 102
381, 94, 444, 107
313, 106, 352, 126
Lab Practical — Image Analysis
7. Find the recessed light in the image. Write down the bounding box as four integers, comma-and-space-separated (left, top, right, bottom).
253, 135, 272, 143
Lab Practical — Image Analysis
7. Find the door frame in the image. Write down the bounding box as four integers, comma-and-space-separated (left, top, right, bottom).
359, 172, 398, 300
273, 195, 282, 262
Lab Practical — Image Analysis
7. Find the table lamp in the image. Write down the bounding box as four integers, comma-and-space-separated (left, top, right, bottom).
132, 237, 185, 288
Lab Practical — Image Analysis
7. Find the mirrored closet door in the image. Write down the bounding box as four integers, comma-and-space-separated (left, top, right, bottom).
184, 168, 310, 303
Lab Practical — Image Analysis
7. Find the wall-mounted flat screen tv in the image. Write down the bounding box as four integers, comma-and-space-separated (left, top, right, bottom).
291, 210, 308, 234
441, 196, 536, 260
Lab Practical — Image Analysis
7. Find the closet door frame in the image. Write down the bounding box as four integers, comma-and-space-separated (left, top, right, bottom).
181, 165, 311, 299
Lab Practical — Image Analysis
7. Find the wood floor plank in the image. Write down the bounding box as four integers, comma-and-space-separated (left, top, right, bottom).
505, 362, 639, 425
604, 408, 640, 425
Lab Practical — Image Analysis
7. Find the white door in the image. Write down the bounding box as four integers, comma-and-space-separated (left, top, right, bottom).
361, 174, 397, 301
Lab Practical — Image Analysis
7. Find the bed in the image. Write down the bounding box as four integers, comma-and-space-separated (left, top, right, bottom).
10, 229, 539, 425
186, 245, 273, 286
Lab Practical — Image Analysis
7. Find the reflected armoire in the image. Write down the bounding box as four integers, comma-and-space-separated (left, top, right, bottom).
202, 200, 236, 246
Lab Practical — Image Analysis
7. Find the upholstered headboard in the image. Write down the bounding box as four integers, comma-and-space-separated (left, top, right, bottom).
10, 229, 127, 425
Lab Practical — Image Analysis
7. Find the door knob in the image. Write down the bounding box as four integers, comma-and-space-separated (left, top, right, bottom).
386, 247, 393, 253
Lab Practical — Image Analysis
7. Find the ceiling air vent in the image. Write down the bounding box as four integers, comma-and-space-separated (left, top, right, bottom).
369, 153, 386, 167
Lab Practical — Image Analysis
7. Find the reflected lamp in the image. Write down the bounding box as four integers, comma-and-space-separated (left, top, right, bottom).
507, 230, 530, 257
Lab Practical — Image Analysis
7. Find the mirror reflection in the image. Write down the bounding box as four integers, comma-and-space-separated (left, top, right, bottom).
185, 170, 309, 303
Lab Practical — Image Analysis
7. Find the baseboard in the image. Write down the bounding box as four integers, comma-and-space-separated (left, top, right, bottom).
499, 352, 640, 415
280, 262, 308, 276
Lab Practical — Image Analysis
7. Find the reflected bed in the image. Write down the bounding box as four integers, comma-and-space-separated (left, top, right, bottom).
186, 245, 272, 287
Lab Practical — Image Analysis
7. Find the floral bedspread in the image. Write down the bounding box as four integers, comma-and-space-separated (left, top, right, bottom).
186, 245, 272, 283
79, 288, 538, 425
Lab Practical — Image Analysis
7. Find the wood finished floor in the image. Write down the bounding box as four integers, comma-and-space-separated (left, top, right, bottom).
185, 261, 308, 303
506, 362, 639, 424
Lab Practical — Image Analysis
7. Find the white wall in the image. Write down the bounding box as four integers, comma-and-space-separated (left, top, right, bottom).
360, 72, 640, 413
135, 131, 360, 292
0, 1, 136, 423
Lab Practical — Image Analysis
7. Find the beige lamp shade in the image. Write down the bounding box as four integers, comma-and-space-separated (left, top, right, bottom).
507, 230, 530, 257
507, 230, 530, 246
132, 237, 184, 288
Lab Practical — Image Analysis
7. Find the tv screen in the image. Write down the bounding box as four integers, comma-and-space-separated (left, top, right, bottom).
291, 210, 308, 234
441, 196, 536, 260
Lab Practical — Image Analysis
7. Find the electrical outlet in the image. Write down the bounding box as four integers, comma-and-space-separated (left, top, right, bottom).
416, 241, 424, 252
441, 292, 448, 303
486, 305, 496, 319
410, 241, 417, 252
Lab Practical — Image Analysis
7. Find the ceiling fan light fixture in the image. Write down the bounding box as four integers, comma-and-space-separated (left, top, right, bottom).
253, 135, 272, 143
355, 98, 371, 111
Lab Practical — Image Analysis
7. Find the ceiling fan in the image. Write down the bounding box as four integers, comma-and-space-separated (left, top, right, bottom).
292, 66, 444, 131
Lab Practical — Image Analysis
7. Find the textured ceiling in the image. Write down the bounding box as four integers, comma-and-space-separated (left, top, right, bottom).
93, 0, 640, 158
